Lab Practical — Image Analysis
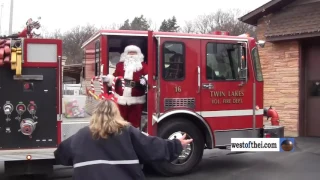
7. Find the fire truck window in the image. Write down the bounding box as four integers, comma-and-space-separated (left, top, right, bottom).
206, 43, 241, 81
109, 52, 121, 75
95, 41, 101, 76
162, 42, 185, 80
252, 48, 263, 82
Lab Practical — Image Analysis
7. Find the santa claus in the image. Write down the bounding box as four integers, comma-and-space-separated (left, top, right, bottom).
102, 45, 148, 128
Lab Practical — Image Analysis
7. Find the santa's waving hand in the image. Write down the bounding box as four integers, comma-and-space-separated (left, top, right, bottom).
101, 45, 148, 128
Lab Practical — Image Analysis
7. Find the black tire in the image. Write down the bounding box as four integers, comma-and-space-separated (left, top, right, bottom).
152, 118, 204, 176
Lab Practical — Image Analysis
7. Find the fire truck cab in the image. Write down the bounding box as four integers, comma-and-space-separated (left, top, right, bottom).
81, 30, 284, 176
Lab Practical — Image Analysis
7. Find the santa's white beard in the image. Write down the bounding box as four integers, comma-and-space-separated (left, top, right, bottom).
122, 55, 143, 97
123, 55, 143, 80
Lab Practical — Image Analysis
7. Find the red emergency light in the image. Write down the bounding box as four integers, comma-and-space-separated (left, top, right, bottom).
221, 31, 230, 35
264, 133, 271, 138
210, 31, 230, 35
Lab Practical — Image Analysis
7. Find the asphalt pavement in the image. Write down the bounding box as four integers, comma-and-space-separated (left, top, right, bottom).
1, 137, 320, 180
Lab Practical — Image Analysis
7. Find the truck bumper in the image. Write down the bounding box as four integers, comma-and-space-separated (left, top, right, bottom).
263, 125, 284, 138
0, 148, 55, 161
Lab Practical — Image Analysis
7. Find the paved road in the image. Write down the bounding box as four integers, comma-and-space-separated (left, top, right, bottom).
1, 137, 320, 180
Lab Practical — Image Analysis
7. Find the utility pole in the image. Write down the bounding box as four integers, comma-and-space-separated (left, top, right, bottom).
9, 0, 13, 35
0, 3, 3, 35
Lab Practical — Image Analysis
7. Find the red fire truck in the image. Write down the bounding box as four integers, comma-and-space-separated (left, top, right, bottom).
0, 18, 63, 176
80, 30, 284, 176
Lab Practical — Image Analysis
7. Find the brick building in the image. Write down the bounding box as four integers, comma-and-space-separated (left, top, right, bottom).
239, 0, 320, 137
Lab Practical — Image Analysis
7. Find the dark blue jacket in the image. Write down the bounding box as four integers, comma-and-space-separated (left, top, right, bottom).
54, 126, 183, 180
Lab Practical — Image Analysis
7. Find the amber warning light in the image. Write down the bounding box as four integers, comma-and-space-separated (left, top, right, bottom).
26, 155, 32, 160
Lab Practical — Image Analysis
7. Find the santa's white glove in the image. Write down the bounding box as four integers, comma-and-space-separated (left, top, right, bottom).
101, 75, 110, 82
140, 78, 147, 86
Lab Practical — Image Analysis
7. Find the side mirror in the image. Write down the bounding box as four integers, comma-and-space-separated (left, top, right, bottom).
256, 40, 266, 48
239, 45, 248, 81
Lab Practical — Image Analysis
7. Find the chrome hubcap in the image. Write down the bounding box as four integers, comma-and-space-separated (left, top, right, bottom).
168, 131, 193, 165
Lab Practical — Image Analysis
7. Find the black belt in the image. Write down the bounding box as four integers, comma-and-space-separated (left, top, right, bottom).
123, 79, 143, 88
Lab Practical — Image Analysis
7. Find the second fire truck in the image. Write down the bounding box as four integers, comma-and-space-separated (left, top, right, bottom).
0, 18, 63, 176
78, 30, 284, 176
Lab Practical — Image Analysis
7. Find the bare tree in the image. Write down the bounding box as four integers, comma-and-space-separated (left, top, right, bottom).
38, 26, 51, 38
62, 24, 98, 64
47, 29, 63, 39
101, 23, 122, 30
188, 9, 256, 37
181, 20, 196, 33
147, 19, 158, 30
193, 14, 216, 34
148, 18, 155, 30
151, 21, 158, 31
212, 9, 256, 37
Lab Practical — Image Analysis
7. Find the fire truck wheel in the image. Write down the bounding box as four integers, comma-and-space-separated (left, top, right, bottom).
153, 118, 204, 176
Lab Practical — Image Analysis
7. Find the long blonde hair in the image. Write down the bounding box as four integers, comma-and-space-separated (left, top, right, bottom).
89, 99, 130, 139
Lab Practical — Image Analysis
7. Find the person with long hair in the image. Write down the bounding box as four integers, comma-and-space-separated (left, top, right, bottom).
54, 99, 193, 180
101, 45, 148, 128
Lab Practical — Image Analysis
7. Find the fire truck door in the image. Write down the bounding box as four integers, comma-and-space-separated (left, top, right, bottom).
147, 31, 157, 135
200, 40, 254, 130
158, 38, 200, 113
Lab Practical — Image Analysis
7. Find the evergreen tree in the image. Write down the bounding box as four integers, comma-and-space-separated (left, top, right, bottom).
130, 15, 150, 31
119, 16, 150, 31
119, 19, 131, 30
159, 20, 169, 32
158, 16, 180, 32
167, 16, 180, 32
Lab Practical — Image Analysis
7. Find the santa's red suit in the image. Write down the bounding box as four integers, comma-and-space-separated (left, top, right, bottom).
103, 45, 148, 128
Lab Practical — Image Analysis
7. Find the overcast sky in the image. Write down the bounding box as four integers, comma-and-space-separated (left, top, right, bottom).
0, 0, 270, 35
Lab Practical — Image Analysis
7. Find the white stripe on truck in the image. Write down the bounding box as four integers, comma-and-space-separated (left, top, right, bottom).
199, 109, 264, 118
74, 160, 139, 168
159, 109, 264, 118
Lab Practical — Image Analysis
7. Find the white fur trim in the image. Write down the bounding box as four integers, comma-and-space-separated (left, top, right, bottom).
106, 74, 115, 87
120, 45, 144, 62
124, 66, 134, 80
114, 92, 146, 105
124, 45, 142, 54
123, 87, 132, 97
144, 75, 148, 81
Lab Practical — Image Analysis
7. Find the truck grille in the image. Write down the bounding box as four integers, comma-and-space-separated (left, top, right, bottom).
164, 98, 195, 110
